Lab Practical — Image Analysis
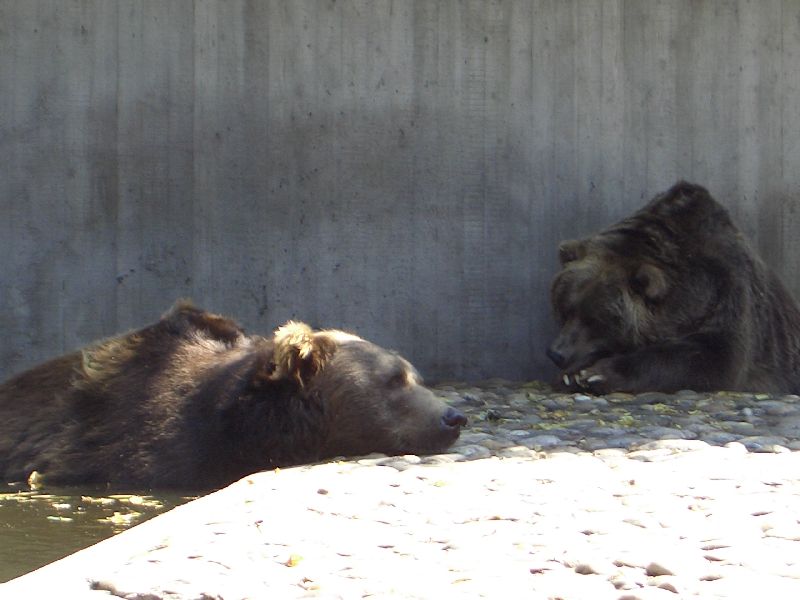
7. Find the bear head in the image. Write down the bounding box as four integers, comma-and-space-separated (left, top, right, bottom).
549, 242, 670, 374
266, 321, 466, 459
548, 181, 732, 380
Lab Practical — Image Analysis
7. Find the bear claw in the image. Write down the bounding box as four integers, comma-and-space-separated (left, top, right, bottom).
562, 372, 604, 390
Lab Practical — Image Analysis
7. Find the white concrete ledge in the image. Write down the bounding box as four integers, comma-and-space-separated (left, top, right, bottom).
4, 449, 800, 599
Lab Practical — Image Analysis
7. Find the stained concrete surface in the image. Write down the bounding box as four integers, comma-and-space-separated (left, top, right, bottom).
2, 1, 800, 382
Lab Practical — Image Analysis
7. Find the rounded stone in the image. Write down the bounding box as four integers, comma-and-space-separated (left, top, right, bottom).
497, 446, 538, 459
603, 435, 647, 450
636, 439, 710, 452
633, 392, 675, 404
460, 393, 486, 407
736, 435, 789, 453
700, 432, 741, 445
758, 400, 799, 416
641, 427, 692, 440
521, 434, 563, 449
646, 562, 674, 577
725, 422, 756, 435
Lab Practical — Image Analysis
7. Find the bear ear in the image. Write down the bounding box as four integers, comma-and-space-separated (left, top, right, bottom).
270, 321, 337, 387
163, 300, 244, 343
652, 181, 714, 218
558, 239, 587, 265
632, 263, 668, 301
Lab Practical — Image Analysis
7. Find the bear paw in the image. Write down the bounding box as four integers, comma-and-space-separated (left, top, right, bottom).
562, 360, 622, 395
561, 370, 605, 393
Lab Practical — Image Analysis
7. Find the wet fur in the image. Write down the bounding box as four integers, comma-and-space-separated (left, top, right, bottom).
549, 181, 800, 394
0, 301, 462, 488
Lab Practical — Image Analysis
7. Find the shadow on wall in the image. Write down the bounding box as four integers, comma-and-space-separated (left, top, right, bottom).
0, 102, 563, 384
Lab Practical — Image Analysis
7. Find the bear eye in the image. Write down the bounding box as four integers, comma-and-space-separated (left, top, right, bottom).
387, 372, 407, 388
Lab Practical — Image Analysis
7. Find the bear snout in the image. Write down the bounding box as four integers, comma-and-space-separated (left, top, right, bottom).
546, 346, 567, 368
441, 406, 467, 430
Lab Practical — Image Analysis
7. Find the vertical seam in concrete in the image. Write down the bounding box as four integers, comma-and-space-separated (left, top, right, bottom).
189, 0, 197, 301
113, 0, 122, 332
461, 2, 488, 375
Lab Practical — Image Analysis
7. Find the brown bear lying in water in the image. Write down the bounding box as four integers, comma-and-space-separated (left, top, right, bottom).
548, 180, 800, 394
0, 301, 466, 489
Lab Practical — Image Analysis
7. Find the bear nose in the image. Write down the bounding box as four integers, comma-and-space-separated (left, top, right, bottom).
546, 346, 567, 368
441, 406, 467, 429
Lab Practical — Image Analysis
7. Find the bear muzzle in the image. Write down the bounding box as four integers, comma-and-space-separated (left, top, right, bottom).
441, 406, 467, 430
546, 346, 568, 369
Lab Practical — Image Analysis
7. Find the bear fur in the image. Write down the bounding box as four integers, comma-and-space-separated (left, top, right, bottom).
548, 180, 800, 394
0, 301, 466, 489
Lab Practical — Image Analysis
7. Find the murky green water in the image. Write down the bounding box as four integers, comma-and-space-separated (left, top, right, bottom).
0, 482, 197, 583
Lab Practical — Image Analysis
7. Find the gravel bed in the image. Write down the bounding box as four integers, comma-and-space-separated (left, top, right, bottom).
440, 381, 800, 458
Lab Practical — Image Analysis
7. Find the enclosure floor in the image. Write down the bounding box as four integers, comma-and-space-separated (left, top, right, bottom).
3, 382, 800, 599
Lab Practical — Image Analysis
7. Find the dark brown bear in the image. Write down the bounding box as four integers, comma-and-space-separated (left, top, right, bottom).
0, 301, 466, 489
548, 181, 800, 394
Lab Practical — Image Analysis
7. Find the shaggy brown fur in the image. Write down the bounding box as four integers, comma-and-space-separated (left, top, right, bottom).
0, 301, 465, 489
548, 181, 800, 394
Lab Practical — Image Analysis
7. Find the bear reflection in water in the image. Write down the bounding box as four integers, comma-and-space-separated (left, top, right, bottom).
549, 180, 800, 395
0, 301, 466, 489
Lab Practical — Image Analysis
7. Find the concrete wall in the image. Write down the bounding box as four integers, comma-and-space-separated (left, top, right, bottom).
1, 0, 799, 382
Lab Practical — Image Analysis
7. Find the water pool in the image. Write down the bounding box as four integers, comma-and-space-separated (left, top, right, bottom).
0, 482, 196, 582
